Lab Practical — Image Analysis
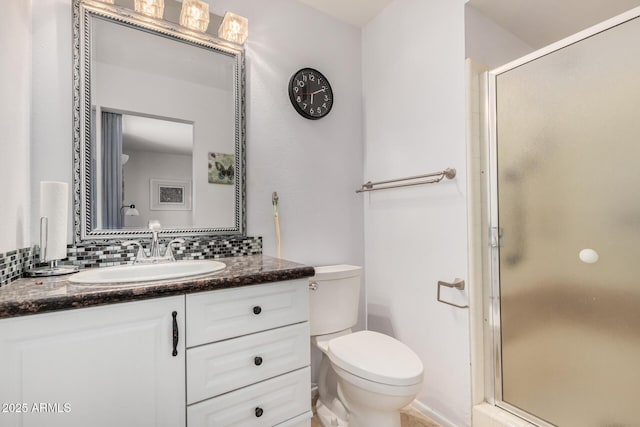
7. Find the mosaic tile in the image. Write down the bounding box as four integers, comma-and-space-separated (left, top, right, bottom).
0, 248, 34, 286
0, 236, 262, 287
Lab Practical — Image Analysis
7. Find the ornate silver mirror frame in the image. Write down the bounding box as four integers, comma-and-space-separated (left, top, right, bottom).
72, 0, 246, 244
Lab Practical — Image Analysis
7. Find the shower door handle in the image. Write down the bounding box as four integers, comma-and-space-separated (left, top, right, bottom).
490, 227, 502, 248
437, 279, 469, 309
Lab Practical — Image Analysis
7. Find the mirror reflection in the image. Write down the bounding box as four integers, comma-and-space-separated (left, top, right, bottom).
89, 15, 239, 234
97, 112, 194, 230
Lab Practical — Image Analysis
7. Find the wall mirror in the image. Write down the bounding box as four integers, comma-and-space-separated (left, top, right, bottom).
73, 0, 245, 243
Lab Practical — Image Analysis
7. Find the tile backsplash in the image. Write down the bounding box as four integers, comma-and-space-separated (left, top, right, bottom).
0, 248, 34, 286
0, 236, 262, 287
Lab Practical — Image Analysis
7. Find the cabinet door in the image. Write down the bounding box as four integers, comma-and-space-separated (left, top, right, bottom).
0, 296, 186, 427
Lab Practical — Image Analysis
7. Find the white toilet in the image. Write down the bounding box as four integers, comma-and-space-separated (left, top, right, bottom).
309, 265, 424, 427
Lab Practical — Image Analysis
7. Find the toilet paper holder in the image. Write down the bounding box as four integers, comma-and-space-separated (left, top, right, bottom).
436, 278, 468, 309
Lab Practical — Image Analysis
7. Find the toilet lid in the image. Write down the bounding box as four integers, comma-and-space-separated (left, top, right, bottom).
327, 331, 423, 386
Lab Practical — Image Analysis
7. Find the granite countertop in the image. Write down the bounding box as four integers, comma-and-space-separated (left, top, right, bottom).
0, 255, 315, 319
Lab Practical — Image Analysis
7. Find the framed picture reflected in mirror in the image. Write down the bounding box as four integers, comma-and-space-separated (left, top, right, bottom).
150, 179, 192, 211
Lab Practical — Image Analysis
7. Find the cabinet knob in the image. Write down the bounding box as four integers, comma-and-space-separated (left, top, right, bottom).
255, 407, 264, 418
252, 306, 262, 315
254, 356, 263, 366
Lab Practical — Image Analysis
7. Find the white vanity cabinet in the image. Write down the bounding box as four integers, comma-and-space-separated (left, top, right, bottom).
0, 296, 186, 427
185, 279, 312, 427
0, 277, 312, 427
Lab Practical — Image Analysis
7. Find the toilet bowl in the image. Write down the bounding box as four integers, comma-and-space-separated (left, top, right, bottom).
310, 265, 424, 427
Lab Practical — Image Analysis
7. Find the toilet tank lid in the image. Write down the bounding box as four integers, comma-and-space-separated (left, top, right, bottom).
328, 330, 423, 386
311, 264, 362, 281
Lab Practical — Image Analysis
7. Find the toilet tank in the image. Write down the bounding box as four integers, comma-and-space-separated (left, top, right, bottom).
309, 265, 362, 336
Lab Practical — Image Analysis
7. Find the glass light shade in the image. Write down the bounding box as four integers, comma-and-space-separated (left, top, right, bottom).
180, 0, 210, 32
134, 0, 164, 19
125, 207, 139, 216
121, 204, 139, 216
97, 0, 115, 4
218, 11, 248, 45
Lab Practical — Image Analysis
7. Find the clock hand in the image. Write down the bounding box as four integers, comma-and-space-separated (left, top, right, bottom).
310, 88, 326, 105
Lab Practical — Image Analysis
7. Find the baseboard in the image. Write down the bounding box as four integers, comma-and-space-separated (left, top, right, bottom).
411, 400, 461, 427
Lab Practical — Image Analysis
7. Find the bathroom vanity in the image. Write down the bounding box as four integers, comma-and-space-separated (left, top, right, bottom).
0, 255, 314, 427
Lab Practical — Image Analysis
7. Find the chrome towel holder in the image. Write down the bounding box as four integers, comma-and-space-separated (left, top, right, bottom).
437, 278, 468, 309
356, 168, 456, 193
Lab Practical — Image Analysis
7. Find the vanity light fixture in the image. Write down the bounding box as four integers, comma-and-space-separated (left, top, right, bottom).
180, 0, 210, 32
121, 204, 140, 216
96, 0, 115, 3
134, 0, 165, 19
218, 11, 248, 45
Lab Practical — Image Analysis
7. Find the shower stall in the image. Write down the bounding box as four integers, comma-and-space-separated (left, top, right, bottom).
482, 8, 640, 427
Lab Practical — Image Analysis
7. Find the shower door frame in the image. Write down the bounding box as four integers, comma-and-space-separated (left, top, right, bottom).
482, 6, 640, 426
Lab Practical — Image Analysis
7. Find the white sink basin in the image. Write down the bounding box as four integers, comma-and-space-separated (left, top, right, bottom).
68, 260, 226, 284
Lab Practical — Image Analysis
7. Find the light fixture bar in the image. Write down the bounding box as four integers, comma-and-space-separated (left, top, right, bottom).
180, 0, 210, 32
134, 0, 165, 19
218, 11, 248, 45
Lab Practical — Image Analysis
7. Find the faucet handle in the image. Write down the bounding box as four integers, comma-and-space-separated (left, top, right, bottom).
164, 238, 186, 262
122, 240, 142, 248
122, 240, 148, 263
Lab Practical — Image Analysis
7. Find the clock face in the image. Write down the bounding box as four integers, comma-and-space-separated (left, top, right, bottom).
288, 68, 333, 120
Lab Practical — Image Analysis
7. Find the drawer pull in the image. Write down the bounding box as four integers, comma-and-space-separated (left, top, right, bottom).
254, 356, 263, 366
252, 306, 262, 315
172, 311, 179, 357
255, 407, 264, 418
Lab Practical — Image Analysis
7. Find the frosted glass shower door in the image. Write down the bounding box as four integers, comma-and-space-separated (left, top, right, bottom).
494, 15, 640, 427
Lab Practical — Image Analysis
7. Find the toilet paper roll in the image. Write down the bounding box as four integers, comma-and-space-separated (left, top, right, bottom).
40, 181, 68, 262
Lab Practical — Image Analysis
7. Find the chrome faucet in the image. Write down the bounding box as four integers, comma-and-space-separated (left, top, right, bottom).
148, 220, 162, 259
122, 221, 185, 264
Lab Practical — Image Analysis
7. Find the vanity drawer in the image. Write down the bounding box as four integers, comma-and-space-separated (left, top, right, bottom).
186, 280, 309, 347
187, 322, 310, 403
275, 412, 312, 427
187, 367, 311, 427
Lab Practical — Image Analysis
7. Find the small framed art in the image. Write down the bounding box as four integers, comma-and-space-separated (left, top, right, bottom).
150, 179, 192, 211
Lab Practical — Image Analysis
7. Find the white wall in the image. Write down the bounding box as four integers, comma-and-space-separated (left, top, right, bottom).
465, 5, 534, 69
0, 0, 31, 253
362, 1, 470, 426
31, 0, 73, 245
210, 0, 365, 325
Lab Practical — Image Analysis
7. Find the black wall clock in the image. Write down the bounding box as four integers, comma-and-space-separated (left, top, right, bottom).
288, 68, 334, 120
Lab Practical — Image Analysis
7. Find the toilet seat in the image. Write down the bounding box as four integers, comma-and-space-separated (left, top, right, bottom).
327, 330, 423, 386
